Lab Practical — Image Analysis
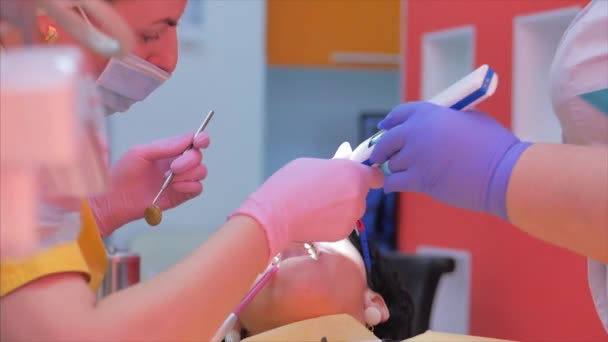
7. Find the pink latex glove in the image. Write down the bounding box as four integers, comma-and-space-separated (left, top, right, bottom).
89, 132, 210, 236
231, 155, 384, 260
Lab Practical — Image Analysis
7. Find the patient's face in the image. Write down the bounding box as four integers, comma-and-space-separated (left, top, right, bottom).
238, 239, 371, 334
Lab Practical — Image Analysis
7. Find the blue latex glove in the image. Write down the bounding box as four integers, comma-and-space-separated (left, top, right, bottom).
369, 101, 532, 220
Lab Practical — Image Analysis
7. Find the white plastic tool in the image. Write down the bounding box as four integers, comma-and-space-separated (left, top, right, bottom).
349, 64, 499, 164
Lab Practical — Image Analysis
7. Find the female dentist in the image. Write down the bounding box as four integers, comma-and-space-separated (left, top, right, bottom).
370, 0, 607, 332
52, 0, 212, 238
1, 0, 211, 298
0, 0, 385, 340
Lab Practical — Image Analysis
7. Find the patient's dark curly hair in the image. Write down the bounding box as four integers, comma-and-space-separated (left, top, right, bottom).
348, 232, 415, 341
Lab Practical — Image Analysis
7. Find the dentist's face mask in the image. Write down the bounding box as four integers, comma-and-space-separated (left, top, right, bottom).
75, 6, 171, 115
96, 53, 171, 115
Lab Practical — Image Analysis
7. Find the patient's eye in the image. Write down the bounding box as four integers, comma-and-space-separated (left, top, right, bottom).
140, 33, 161, 43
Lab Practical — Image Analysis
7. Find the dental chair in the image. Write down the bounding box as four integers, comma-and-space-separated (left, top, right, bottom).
383, 252, 455, 335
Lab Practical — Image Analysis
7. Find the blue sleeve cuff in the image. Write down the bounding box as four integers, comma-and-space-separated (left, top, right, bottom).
486, 141, 533, 221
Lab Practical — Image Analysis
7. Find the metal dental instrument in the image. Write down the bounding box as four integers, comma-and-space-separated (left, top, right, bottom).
153, 110, 214, 205
144, 110, 215, 226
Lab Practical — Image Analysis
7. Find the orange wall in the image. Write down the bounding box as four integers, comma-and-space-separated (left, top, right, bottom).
267, 0, 400, 68
401, 1, 606, 341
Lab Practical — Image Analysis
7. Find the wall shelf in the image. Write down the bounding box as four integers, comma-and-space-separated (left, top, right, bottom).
512, 7, 580, 142
422, 26, 475, 100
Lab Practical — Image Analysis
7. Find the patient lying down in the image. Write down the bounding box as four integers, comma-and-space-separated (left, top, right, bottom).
228, 232, 415, 341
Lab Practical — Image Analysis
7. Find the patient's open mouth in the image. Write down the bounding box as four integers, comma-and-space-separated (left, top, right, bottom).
281, 243, 319, 261
303, 242, 318, 260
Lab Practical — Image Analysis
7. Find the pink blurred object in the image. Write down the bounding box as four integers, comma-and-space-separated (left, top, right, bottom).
0, 169, 38, 258
0, 47, 81, 166
0, 47, 108, 258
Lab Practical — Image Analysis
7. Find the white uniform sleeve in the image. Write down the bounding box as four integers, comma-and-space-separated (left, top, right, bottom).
588, 258, 608, 333
550, 0, 608, 334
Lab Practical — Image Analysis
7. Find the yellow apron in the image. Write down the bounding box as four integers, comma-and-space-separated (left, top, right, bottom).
0, 201, 108, 297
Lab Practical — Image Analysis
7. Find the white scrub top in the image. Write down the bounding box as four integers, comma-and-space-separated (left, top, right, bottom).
549, 0, 608, 333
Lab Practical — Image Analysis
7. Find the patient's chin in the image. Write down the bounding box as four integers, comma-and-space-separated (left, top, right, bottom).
240, 283, 355, 336
239, 243, 368, 336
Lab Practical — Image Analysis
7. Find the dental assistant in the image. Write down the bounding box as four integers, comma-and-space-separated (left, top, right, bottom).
0, 0, 385, 340
370, 0, 607, 332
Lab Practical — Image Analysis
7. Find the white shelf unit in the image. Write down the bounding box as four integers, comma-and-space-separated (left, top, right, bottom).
512, 7, 580, 143
421, 26, 475, 101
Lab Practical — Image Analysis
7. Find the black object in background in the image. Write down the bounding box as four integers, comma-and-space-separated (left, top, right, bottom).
383, 252, 455, 335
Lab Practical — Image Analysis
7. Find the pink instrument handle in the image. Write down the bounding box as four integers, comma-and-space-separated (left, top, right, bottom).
234, 264, 279, 315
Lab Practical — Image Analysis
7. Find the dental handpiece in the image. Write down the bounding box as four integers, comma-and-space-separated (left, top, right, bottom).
349, 65, 498, 271
144, 110, 215, 226
349, 64, 499, 165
